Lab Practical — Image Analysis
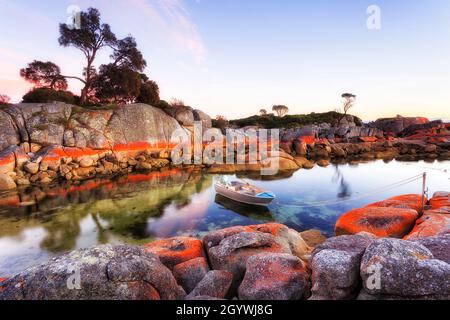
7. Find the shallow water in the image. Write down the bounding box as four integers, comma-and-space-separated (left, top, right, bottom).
0, 159, 449, 276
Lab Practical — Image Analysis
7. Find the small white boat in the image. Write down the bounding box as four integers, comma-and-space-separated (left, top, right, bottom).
214, 178, 276, 206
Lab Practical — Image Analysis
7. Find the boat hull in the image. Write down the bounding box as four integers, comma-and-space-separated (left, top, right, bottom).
214, 184, 274, 206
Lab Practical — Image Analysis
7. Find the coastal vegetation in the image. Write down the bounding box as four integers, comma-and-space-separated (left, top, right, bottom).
230, 111, 363, 129
19, 7, 160, 108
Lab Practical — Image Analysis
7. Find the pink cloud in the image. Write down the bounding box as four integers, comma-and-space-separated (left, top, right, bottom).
128, 0, 207, 62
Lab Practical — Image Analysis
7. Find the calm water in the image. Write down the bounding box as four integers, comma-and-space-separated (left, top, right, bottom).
0, 160, 449, 277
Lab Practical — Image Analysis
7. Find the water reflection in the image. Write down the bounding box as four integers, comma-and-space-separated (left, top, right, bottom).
332, 164, 352, 198
0, 159, 449, 276
214, 194, 275, 221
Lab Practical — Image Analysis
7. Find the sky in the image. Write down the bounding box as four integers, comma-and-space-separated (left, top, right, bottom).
0, 0, 449, 121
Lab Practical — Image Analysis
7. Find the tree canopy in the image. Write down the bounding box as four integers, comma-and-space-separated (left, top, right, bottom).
337, 93, 357, 125
20, 61, 68, 90
272, 105, 289, 117
18, 7, 161, 107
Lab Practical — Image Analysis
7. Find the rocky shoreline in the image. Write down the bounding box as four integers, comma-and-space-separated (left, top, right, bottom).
0, 192, 448, 300
0, 103, 449, 191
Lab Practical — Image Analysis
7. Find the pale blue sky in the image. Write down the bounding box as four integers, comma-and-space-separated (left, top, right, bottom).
1, 0, 449, 120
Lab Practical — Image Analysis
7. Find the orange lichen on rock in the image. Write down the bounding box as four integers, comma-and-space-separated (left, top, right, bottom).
359, 137, 378, 143
429, 194, 450, 210
335, 206, 419, 238
0, 148, 16, 174
366, 194, 425, 213
404, 211, 450, 240
144, 237, 205, 270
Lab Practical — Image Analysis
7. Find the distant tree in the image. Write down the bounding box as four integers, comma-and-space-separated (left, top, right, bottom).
272, 105, 289, 117
259, 108, 267, 116
58, 7, 117, 103
20, 61, 68, 90
0, 94, 11, 105
136, 80, 160, 105
213, 115, 229, 133
170, 98, 185, 107
337, 93, 356, 125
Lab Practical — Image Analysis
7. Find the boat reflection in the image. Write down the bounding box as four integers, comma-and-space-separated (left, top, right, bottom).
214, 194, 275, 222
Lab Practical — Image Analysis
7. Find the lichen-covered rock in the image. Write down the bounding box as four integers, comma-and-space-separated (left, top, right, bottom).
105, 104, 186, 148
203, 223, 310, 260
186, 270, 232, 299
238, 253, 310, 300
415, 234, 450, 264
143, 237, 205, 270
0, 110, 20, 152
372, 116, 429, 135
193, 109, 212, 131
0, 146, 17, 174
310, 233, 376, 300
367, 194, 425, 213
206, 231, 291, 293
429, 192, 450, 210
0, 245, 186, 300
173, 257, 210, 294
404, 212, 450, 240
360, 238, 450, 299
11, 102, 73, 147
335, 206, 418, 238
310, 250, 361, 300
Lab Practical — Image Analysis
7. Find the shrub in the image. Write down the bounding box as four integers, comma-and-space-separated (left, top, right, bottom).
22, 88, 79, 104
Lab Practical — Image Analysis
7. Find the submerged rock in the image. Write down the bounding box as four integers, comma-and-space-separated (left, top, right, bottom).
360, 238, 450, 299
238, 253, 310, 300
299, 229, 327, 248
335, 206, 418, 238
0, 245, 186, 300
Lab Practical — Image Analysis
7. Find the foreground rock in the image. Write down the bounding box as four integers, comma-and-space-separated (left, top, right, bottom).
359, 238, 450, 299
0, 245, 186, 300
185, 270, 233, 299
335, 206, 418, 238
310, 233, 376, 300
173, 257, 210, 294
143, 237, 205, 270
415, 234, 450, 264
203, 223, 311, 294
238, 253, 310, 300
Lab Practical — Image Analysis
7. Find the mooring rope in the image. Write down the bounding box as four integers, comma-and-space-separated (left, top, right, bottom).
278, 173, 424, 208
402, 162, 449, 173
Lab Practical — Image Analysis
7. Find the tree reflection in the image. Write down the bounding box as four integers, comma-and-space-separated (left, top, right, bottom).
332, 164, 352, 198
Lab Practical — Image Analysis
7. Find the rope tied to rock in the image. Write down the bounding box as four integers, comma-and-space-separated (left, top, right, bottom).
278, 173, 424, 208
